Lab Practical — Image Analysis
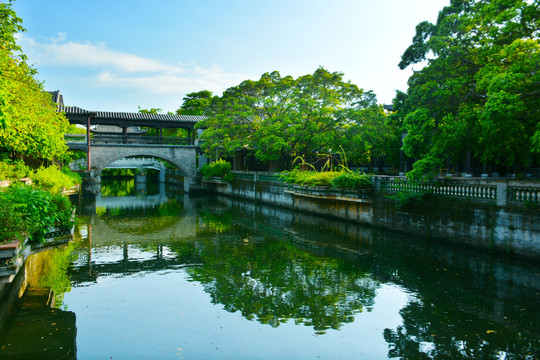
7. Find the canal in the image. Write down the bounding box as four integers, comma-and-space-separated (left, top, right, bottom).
0, 179, 539, 359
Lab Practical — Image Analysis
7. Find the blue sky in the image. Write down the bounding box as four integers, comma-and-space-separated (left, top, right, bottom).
13, 0, 449, 113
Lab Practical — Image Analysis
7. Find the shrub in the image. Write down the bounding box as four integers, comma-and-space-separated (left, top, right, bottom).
0, 161, 32, 181
281, 169, 340, 187
61, 166, 82, 184
0, 202, 27, 243
282, 169, 372, 189
0, 184, 75, 244
200, 159, 232, 178
330, 171, 372, 189
31, 165, 80, 193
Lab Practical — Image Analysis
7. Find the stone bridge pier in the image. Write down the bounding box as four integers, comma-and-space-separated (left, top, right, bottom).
89, 145, 198, 193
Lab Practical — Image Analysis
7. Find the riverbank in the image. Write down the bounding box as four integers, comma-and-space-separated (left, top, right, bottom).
200, 173, 540, 260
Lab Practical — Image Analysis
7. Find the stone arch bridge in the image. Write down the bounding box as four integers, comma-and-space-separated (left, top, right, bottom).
60, 105, 206, 192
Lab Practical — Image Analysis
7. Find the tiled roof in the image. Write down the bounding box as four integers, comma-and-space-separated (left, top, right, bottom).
47, 90, 64, 107
57, 105, 205, 123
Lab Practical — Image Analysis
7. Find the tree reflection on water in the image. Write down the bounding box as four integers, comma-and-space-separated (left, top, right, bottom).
185, 236, 378, 333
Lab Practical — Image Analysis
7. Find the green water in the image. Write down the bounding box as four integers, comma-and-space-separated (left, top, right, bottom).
1, 179, 539, 359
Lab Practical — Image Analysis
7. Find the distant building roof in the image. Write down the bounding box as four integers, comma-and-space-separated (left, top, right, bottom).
47, 90, 64, 107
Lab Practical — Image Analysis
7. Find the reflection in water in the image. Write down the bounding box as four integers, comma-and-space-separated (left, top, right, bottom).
0, 179, 539, 359
0, 246, 79, 359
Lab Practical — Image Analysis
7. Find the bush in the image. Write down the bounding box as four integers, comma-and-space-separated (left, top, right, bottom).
330, 171, 372, 189
0, 184, 75, 244
61, 166, 82, 184
282, 169, 340, 187
0, 161, 32, 181
0, 202, 27, 243
200, 159, 232, 178
31, 165, 80, 193
282, 169, 372, 189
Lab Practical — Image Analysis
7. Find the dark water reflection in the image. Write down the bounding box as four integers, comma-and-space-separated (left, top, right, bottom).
1, 180, 539, 359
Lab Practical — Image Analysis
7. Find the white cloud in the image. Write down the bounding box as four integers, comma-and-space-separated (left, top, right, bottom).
17, 33, 249, 96
95, 68, 246, 96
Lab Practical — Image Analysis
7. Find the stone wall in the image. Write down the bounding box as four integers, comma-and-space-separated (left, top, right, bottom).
202, 178, 540, 260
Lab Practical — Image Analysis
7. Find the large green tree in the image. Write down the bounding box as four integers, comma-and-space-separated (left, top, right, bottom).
341, 100, 401, 172
397, 0, 539, 177
0, 1, 70, 163
199, 68, 379, 169
176, 90, 213, 116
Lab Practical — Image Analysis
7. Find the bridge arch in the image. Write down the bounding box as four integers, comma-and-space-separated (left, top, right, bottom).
89, 145, 198, 191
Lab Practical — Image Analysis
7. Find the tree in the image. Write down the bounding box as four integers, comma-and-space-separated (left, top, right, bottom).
398, 0, 539, 177
176, 90, 213, 116
0, 0, 71, 163
341, 102, 401, 172
198, 68, 377, 169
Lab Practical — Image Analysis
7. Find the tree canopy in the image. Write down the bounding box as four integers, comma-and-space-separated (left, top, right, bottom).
198, 68, 393, 169
176, 90, 213, 116
0, 0, 70, 163
396, 0, 539, 177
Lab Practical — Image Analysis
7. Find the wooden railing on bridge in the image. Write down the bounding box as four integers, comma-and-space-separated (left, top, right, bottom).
64, 134, 194, 146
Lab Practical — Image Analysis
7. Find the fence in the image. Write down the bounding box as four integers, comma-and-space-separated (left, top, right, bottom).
232, 171, 284, 183
231, 171, 539, 207
375, 176, 540, 207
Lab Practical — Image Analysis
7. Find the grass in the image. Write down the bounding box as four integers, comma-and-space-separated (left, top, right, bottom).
281, 169, 372, 189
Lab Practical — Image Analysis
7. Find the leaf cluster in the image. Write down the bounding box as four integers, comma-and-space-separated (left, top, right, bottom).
199, 159, 232, 178
31, 165, 81, 193
0, 2, 71, 162
397, 0, 540, 174
282, 169, 372, 189
198, 68, 387, 169
0, 184, 75, 244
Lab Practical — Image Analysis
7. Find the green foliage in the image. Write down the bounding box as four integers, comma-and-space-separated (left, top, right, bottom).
398, 0, 540, 175
0, 184, 75, 244
330, 171, 372, 189
406, 156, 443, 181
385, 189, 430, 208
283, 170, 339, 187
0, 2, 71, 162
31, 165, 81, 193
176, 90, 213, 115
198, 68, 381, 168
340, 103, 401, 171
65, 123, 86, 134
0, 0, 24, 53
0, 201, 26, 243
0, 160, 31, 180
199, 159, 232, 178
35, 241, 80, 307
282, 169, 372, 189
223, 171, 236, 182
101, 168, 135, 177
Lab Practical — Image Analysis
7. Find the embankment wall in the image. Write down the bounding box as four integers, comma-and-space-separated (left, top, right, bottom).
202, 178, 540, 260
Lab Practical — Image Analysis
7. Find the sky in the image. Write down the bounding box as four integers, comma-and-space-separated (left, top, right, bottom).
12, 0, 449, 113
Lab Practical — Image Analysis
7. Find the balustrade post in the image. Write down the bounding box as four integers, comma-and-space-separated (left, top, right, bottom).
496, 182, 508, 206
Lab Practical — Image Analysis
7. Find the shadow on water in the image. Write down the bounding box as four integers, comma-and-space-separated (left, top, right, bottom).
0, 178, 539, 359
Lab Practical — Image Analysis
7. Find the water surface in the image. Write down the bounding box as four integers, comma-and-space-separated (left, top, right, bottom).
1, 179, 539, 359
